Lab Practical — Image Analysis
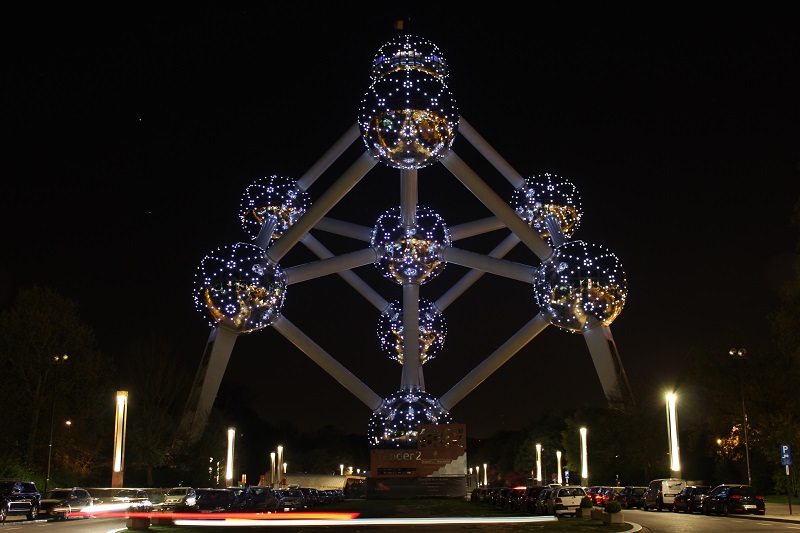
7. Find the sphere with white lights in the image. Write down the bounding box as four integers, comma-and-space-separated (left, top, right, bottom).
193, 242, 287, 333
377, 298, 446, 364
511, 173, 582, 245
359, 35, 458, 170
369, 34, 449, 84
239, 175, 309, 242
371, 205, 451, 284
533, 240, 627, 333
368, 388, 452, 448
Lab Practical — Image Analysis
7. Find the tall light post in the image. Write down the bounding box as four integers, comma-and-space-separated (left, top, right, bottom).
535, 444, 542, 483
112, 390, 128, 488
226, 428, 235, 485
580, 427, 588, 486
475, 465, 480, 487
666, 392, 681, 479
45, 354, 69, 493
483, 463, 488, 487
730, 348, 752, 485
556, 450, 563, 484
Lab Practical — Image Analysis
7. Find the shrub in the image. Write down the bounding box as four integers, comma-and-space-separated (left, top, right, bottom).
580, 496, 593, 508
605, 500, 623, 514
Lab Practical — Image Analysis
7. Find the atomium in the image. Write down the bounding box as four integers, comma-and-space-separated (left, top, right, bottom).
183, 34, 631, 451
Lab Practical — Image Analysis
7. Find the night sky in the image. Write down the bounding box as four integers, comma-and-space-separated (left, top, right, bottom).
5, 5, 799, 438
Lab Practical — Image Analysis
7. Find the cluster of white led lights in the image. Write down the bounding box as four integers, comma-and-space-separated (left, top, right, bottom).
192, 35, 627, 448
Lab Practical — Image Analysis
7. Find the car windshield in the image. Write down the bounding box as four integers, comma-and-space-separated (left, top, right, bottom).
167, 488, 188, 496
115, 490, 139, 498
735, 486, 756, 496
46, 490, 71, 499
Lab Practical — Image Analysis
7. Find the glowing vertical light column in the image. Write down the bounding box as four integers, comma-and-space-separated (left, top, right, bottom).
271, 452, 276, 487
483, 463, 488, 487
226, 428, 235, 485
535, 444, 542, 483
556, 451, 563, 484
475, 465, 480, 487
277, 445, 284, 486
580, 427, 588, 485
112, 391, 128, 488
340, 464, 344, 476
666, 392, 681, 477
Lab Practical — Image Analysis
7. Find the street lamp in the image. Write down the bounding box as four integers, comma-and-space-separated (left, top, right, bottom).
666, 392, 681, 478
580, 427, 588, 486
226, 428, 235, 485
730, 348, 752, 485
483, 463, 488, 487
112, 390, 128, 488
535, 444, 542, 483
556, 450, 563, 484
45, 355, 68, 493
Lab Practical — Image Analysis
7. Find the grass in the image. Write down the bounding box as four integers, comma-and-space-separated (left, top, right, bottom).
135, 499, 632, 532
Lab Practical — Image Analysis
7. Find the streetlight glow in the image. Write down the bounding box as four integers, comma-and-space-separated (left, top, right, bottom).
483, 463, 488, 487
112, 390, 128, 488
580, 427, 588, 484
226, 428, 235, 483
535, 444, 542, 483
556, 450, 563, 484
666, 392, 681, 476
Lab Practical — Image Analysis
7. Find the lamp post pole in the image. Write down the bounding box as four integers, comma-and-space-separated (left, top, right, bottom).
730, 348, 752, 485
45, 354, 69, 493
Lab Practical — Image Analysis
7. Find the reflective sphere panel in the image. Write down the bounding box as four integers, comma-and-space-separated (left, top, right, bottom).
370, 34, 449, 83
512, 173, 582, 245
377, 298, 446, 364
239, 175, 309, 241
368, 388, 452, 448
193, 242, 287, 333
533, 240, 627, 333
371, 205, 451, 284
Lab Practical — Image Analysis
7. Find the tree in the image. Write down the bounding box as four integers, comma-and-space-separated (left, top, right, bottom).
116, 334, 193, 486
0, 285, 110, 481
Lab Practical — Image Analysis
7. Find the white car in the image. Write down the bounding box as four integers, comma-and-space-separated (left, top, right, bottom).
160, 487, 197, 511
547, 485, 588, 516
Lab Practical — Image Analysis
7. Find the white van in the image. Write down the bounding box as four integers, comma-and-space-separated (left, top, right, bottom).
642, 478, 687, 511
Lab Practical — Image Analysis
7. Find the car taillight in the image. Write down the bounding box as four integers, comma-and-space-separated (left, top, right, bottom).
730, 494, 742, 500
756, 495, 764, 501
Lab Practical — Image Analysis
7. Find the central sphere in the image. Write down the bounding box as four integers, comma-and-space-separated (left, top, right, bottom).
371, 206, 450, 284
368, 388, 452, 448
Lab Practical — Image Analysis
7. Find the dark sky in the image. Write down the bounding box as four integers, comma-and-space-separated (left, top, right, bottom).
5, 5, 799, 439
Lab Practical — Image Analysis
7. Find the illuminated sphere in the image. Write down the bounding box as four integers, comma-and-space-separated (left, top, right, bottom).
511, 173, 582, 245
239, 175, 309, 242
371, 205, 451, 284
369, 34, 449, 83
368, 388, 452, 448
193, 242, 287, 333
377, 298, 446, 364
533, 240, 627, 333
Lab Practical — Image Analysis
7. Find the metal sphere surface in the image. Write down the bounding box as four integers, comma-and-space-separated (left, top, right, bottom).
371, 205, 451, 284
511, 173, 582, 245
368, 388, 452, 448
370, 34, 449, 83
359, 69, 458, 170
533, 240, 627, 333
377, 298, 446, 364
193, 242, 287, 333
239, 175, 309, 241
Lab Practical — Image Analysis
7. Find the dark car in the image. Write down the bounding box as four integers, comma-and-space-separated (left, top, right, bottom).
39, 487, 96, 520
110, 488, 152, 511
0, 480, 40, 521
225, 486, 254, 511
702, 484, 765, 516
673, 485, 710, 513
251, 486, 279, 512
274, 489, 308, 512
520, 485, 548, 514
533, 487, 554, 515
615, 486, 646, 509
193, 488, 241, 513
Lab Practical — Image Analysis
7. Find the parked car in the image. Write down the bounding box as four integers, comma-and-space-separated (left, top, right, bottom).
533, 487, 554, 515
520, 485, 548, 514
225, 486, 255, 511
274, 489, 308, 512
111, 488, 152, 510
702, 484, 765, 516
39, 487, 96, 520
547, 485, 588, 516
599, 486, 624, 506
251, 486, 279, 512
642, 478, 686, 511
0, 480, 41, 521
193, 488, 241, 513
615, 486, 646, 509
507, 487, 527, 511
672, 485, 710, 513
585, 486, 605, 506
160, 486, 196, 511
